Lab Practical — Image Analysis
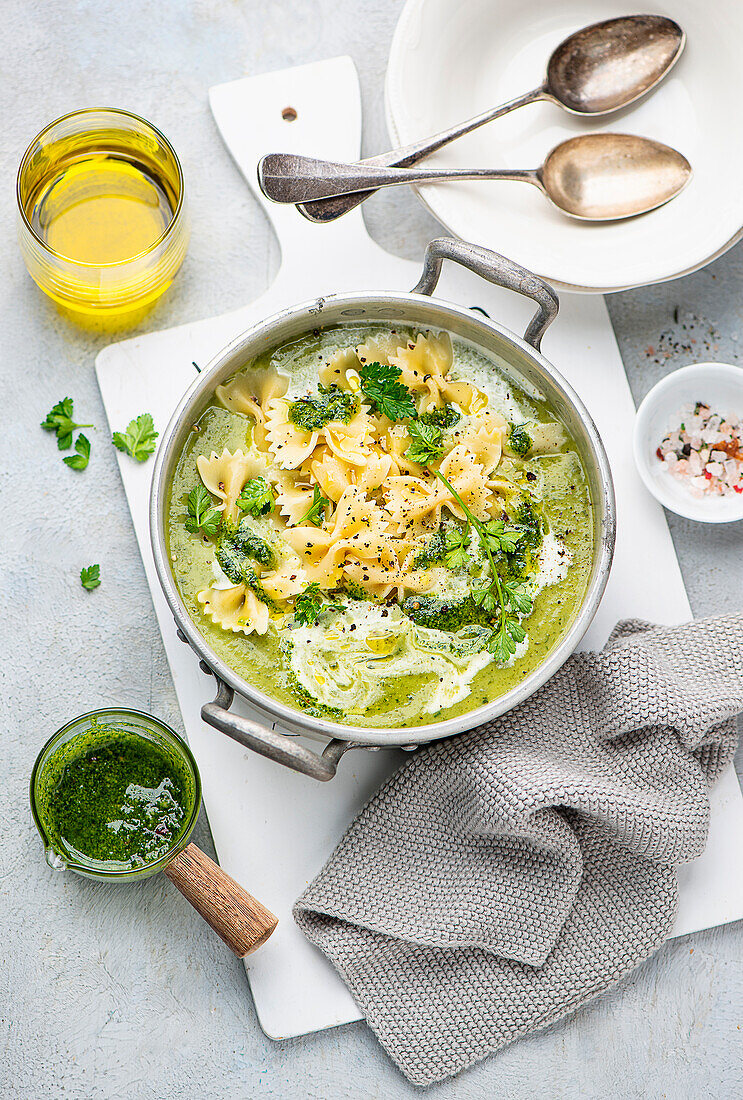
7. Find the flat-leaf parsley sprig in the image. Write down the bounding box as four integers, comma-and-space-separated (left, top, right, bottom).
405, 419, 445, 465
358, 361, 416, 422
237, 477, 275, 517
80, 564, 101, 591
293, 583, 342, 627
112, 413, 158, 462
298, 484, 331, 527
434, 470, 533, 664
41, 397, 93, 450
185, 485, 222, 536
63, 433, 91, 471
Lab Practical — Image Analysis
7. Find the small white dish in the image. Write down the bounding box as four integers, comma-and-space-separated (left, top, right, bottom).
385, 0, 743, 292
633, 363, 743, 523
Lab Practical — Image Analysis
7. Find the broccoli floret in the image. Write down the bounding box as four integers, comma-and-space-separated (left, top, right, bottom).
508, 422, 532, 457
288, 384, 358, 431
412, 528, 447, 569
419, 404, 461, 430
401, 593, 494, 632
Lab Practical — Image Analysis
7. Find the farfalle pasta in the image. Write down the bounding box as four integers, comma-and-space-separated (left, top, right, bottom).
167, 324, 594, 727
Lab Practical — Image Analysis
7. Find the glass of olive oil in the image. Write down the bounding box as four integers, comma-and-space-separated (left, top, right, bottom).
17, 108, 189, 327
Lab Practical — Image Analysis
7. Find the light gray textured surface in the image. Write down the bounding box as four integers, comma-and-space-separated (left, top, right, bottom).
1, 2, 741, 1098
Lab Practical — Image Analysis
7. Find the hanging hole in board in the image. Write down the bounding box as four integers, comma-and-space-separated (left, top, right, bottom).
282, 107, 298, 122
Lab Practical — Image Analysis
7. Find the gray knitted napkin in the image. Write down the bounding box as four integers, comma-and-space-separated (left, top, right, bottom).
294, 615, 743, 1086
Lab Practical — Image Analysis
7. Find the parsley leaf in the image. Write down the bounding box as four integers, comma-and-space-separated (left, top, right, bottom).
434, 469, 535, 666
503, 579, 533, 617
471, 580, 497, 613
359, 361, 416, 421
482, 519, 525, 555
80, 564, 100, 591
294, 583, 342, 627
41, 397, 93, 450
297, 484, 330, 527
112, 413, 158, 462
185, 485, 222, 536
405, 420, 444, 466
63, 433, 90, 471
237, 477, 275, 517
444, 527, 471, 570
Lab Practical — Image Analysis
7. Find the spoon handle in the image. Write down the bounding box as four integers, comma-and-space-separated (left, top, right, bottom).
297, 85, 545, 222
258, 154, 541, 205
164, 842, 278, 957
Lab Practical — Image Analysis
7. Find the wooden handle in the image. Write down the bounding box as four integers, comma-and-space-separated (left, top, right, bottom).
163, 843, 278, 957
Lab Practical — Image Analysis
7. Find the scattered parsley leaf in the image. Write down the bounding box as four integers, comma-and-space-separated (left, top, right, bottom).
112, 413, 158, 462
443, 527, 471, 570
405, 420, 444, 466
41, 397, 93, 450
359, 361, 416, 421
298, 484, 330, 527
80, 564, 100, 591
293, 583, 342, 627
185, 485, 222, 536
62, 433, 91, 470
237, 477, 275, 517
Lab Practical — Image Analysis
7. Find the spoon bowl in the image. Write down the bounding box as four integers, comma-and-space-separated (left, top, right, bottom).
540, 134, 692, 221
259, 134, 692, 222
298, 13, 685, 222
545, 15, 685, 115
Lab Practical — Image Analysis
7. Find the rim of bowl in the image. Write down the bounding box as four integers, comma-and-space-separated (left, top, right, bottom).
16, 107, 186, 268
633, 362, 743, 523
29, 707, 202, 879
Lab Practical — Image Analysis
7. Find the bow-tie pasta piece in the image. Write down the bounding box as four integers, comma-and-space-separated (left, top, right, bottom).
196, 448, 268, 524
197, 584, 270, 635
265, 398, 318, 470
319, 346, 362, 389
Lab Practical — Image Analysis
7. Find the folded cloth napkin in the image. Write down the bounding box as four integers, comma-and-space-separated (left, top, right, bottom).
294, 616, 743, 1086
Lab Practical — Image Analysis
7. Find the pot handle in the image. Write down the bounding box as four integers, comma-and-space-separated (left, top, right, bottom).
412, 237, 559, 351
200, 672, 364, 781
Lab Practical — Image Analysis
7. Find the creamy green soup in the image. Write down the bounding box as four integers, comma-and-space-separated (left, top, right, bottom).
166, 323, 594, 728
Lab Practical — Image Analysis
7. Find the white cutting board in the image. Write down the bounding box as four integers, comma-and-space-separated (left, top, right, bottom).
95, 57, 743, 1041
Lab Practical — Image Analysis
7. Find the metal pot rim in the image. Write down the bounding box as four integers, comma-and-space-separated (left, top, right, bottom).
150, 287, 615, 749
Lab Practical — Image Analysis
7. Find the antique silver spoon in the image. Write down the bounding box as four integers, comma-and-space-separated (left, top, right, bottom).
259, 134, 692, 222
296, 14, 685, 222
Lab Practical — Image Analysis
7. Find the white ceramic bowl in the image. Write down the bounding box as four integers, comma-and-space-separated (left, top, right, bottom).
386, 0, 743, 292
633, 363, 743, 523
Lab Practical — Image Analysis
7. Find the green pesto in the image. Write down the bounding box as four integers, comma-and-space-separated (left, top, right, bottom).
288, 384, 358, 431
419, 403, 461, 430
412, 528, 448, 569
37, 727, 194, 869
217, 521, 275, 580
402, 592, 495, 632
508, 422, 533, 456
165, 323, 595, 729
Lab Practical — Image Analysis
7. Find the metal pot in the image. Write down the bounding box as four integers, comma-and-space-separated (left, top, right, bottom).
150, 238, 615, 780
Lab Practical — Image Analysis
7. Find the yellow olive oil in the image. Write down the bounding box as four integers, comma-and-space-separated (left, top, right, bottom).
17, 109, 188, 329
29, 154, 173, 265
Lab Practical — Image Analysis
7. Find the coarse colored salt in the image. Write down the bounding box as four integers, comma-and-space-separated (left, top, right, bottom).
657, 401, 743, 498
